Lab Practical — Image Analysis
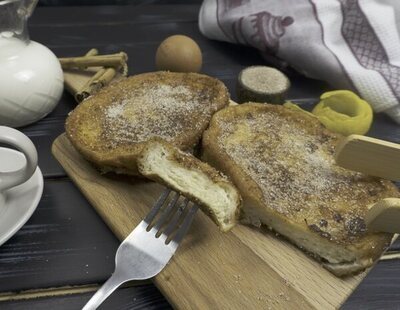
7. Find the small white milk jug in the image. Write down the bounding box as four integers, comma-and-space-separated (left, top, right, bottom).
0, 0, 64, 128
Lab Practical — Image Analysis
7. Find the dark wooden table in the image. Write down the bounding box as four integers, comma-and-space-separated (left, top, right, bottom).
0, 4, 399, 309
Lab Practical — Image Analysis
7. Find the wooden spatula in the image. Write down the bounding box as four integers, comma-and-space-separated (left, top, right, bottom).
335, 135, 400, 181
335, 135, 400, 233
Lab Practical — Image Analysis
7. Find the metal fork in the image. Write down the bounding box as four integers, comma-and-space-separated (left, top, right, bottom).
82, 188, 198, 310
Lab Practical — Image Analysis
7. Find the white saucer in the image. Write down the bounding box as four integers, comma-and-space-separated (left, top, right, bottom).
0, 149, 43, 246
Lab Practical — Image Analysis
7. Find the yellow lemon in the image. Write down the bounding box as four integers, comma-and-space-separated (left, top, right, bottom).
312, 90, 373, 136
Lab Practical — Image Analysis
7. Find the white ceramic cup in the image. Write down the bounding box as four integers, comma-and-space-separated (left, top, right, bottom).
0, 126, 38, 192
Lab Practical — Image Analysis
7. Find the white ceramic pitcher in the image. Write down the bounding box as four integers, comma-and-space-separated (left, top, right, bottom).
0, 0, 64, 127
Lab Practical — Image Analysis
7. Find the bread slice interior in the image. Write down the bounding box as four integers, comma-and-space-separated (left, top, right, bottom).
138, 140, 241, 232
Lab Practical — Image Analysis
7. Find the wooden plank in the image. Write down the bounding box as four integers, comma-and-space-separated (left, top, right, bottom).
0, 285, 99, 302
0, 285, 170, 310
0, 179, 119, 292
20, 4, 400, 308
20, 117, 66, 177
342, 259, 400, 309
30, 5, 200, 26
52, 133, 368, 309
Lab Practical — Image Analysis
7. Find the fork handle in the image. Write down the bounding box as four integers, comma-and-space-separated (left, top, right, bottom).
82, 272, 125, 310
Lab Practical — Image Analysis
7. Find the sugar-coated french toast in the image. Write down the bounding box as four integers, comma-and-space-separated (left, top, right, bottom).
66, 71, 230, 175
202, 102, 399, 276
137, 139, 241, 232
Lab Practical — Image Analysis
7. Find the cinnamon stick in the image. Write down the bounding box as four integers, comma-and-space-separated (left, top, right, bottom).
59, 52, 128, 70
75, 67, 117, 102
101, 67, 118, 84
85, 48, 99, 57
121, 62, 128, 76
62, 49, 128, 102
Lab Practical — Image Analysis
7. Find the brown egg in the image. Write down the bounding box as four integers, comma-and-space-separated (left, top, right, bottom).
155, 35, 202, 72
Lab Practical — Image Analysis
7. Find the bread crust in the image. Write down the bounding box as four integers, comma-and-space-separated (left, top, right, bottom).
66, 71, 230, 175
202, 102, 399, 276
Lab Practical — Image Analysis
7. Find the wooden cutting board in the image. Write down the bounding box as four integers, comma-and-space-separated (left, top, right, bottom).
51, 133, 372, 309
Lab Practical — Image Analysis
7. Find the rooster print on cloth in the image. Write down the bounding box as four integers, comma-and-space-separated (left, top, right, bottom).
199, 0, 400, 124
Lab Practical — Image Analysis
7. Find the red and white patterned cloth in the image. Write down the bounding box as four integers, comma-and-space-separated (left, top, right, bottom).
199, 0, 400, 124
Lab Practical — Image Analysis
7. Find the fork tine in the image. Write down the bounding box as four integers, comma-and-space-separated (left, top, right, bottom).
153, 191, 180, 230
144, 188, 171, 223
171, 203, 199, 244
83, 188, 198, 310
163, 198, 189, 238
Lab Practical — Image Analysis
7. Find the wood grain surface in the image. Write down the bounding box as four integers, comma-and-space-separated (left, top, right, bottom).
335, 135, 400, 181
0, 285, 170, 310
0, 4, 398, 309
366, 199, 400, 234
0, 179, 119, 292
52, 133, 372, 309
